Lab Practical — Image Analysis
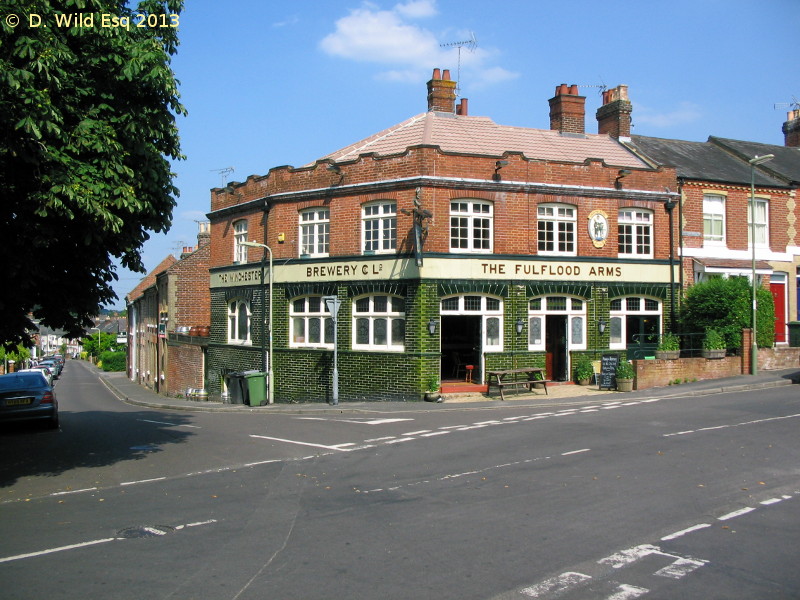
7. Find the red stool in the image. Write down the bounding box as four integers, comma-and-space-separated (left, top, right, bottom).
465, 365, 474, 383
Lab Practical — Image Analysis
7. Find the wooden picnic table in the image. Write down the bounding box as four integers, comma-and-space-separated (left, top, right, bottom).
486, 367, 549, 401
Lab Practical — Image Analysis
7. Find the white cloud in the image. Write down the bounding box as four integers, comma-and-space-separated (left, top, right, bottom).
633, 101, 702, 128
320, 2, 518, 89
394, 0, 437, 18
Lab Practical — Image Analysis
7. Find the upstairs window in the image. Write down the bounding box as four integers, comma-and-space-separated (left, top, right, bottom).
233, 220, 248, 264
748, 198, 769, 247
537, 204, 576, 255
362, 201, 397, 254
300, 208, 330, 257
450, 200, 493, 253
618, 208, 653, 258
703, 194, 725, 244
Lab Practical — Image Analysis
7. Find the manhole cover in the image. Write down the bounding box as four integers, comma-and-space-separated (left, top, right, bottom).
117, 525, 176, 539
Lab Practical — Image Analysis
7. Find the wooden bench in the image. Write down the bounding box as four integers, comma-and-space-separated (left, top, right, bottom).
486, 368, 550, 401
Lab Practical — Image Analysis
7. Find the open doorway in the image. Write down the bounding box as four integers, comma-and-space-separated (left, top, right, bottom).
545, 314, 567, 380
441, 315, 481, 382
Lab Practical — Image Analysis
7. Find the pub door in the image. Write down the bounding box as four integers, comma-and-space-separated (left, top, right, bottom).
545, 315, 567, 381
441, 315, 482, 382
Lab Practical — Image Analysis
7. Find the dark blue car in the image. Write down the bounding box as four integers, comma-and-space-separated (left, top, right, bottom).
0, 372, 59, 429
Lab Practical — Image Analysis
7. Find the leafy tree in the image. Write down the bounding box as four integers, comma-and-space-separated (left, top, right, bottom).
99, 350, 126, 371
680, 277, 774, 349
81, 330, 122, 357
0, 0, 185, 345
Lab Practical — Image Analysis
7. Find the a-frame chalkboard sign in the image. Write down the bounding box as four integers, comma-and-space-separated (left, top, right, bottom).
598, 354, 620, 390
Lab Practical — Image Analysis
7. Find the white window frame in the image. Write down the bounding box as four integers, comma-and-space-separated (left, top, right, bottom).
618, 208, 653, 258
233, 220, 248, 264
608, 296, 661, 350
362, 201, 397, 254
450, 200, 493, 254
352, 295, 405, 351
748, 197, 769, 248
702, 194, 726, 244
537, 204, 577, 256
527, 296, 587, 351
299, 208, 330, 257
289, 296, 334, 349
227, 299, 251, 345
440, 294, 503, 351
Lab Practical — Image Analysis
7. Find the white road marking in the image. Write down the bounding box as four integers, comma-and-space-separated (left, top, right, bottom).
121, 477, 167, 486
0, 538, 116, 564
655, 557, 707, 579
718, 507, 756, 521
660, 523, 711, 540
520, 572, 592, 597
138, 418, 200, 429
599, 544, 659, 568
403, 430, 432, 436
364, 436, 396, 442
51, 487, 97, 496
249, 434, 352, 451
561, 449, 590, 456
295, 417, 413, 425
761, 497, 783, 505
664, 413, 800, 437
607, 583, 649, 599
420, 431, 450, 437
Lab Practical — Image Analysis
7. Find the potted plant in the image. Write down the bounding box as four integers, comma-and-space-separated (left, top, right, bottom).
702, 328, 726, 359
655, 332, 680, 360
615, 359, 635, 392
424, 374, 442, 402
573, 355, 594, 385
531, 370, 546, 389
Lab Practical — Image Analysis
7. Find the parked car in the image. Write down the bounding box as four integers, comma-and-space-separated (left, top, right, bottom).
0, 371, 59, 428
19, 367, 54, 387
38, 359, 61, 378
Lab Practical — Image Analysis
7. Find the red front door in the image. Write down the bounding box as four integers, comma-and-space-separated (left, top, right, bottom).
771, 282, 786, 343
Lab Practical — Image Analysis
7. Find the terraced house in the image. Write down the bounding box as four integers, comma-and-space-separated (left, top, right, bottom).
204, 70, 680, 403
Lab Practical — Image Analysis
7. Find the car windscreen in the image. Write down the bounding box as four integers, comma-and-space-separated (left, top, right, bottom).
0, 373, 48, 391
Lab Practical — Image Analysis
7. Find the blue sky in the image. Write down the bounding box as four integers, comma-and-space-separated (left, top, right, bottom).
108, 0, 798, 308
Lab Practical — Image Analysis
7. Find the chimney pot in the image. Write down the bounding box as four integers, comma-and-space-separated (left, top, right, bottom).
427, 67, 457, 113
568, 84, 579, 95
456, 98, 469, 116
549, 84, 586, 134
556, 83, 569, 96
432, 67, 441, 80
442, 69, 451, 80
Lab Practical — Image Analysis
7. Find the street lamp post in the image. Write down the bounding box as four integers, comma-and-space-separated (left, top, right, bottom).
748, 154, 774, 376
241, 241, 273, 404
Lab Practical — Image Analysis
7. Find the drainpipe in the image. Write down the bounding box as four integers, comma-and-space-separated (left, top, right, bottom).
665, 198, 677, 333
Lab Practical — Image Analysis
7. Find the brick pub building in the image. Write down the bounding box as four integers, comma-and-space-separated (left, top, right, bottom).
206, 70, 678, 402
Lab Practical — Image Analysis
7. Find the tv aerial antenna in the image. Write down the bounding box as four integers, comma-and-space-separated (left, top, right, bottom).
210, 166, 235, 187
439, 32, 477, 95
774, 95, 800, 112
171, 240, 187, 256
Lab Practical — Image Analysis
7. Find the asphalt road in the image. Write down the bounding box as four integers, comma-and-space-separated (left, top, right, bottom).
0, 360, 798, 599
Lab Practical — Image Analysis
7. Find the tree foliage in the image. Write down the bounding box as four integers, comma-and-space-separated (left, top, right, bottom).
0, 0, 185, 345
680, 277, 774, 349
80, 330, 122, 356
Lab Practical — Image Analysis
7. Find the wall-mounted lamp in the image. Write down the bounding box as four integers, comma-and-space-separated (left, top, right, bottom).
493, 160, 509, 182
598, 319, 608, 334
427, 318, 438, 336
515, 318, 525, 335
327, 163, 341, 174
614, 169, 632, 190
224, 184, 244, 201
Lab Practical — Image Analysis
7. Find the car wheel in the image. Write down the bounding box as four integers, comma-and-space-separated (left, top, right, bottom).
47, 414, 60, 429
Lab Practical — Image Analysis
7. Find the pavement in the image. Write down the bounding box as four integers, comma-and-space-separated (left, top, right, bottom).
88, 363, 800, 414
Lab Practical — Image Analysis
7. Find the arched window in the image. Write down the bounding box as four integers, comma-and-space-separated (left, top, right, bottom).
290, 296, 334, 348
228, 299, 251, 344
537, 204, 577, 256
450, 200, 493, 253
233, 219, 248, 264
609, 296, 661, 350
352, 295, 405, 351
527, 295, 586, 351
440, 294, 503, 351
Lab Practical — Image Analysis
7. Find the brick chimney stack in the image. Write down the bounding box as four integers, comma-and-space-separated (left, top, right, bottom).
197, 221, 210, 247
549, 84, 586, 134
427, 68, 457, 113
783, 109, 800, 147
596, 84, 632, 140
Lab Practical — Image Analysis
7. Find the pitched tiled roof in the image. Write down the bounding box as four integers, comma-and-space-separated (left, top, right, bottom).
321, 112, 647, 168
125, 255, 177, 303
709, 137, 800, 186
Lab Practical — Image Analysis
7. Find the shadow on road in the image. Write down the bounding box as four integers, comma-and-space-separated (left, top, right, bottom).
0, 409, 194, 488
